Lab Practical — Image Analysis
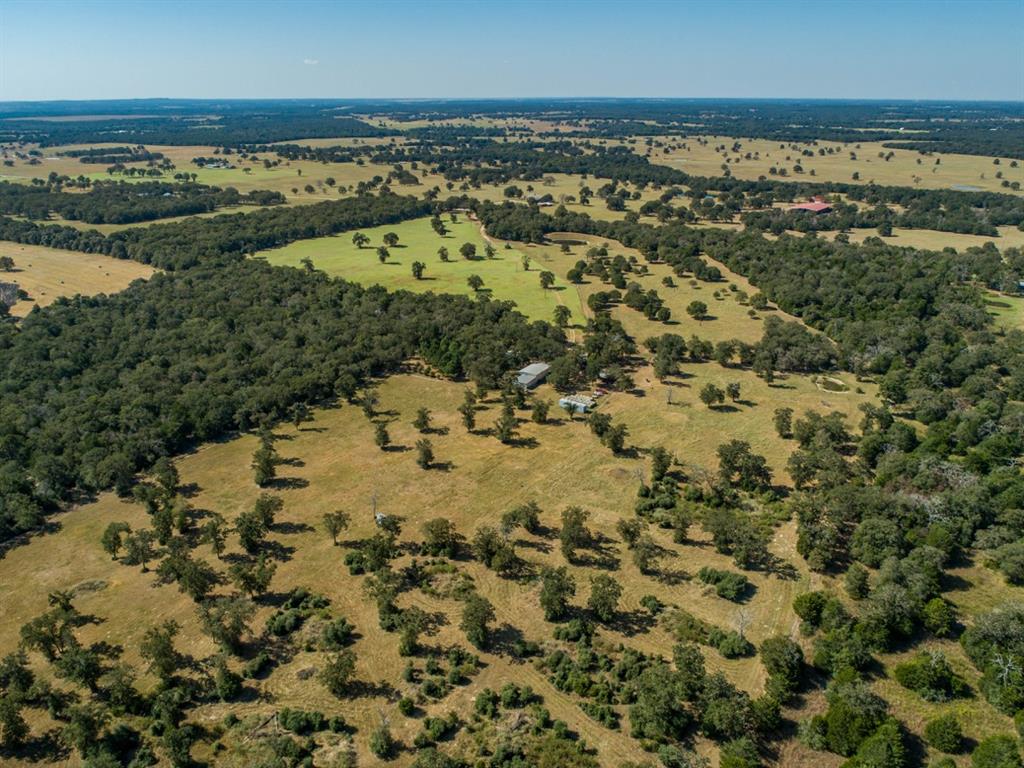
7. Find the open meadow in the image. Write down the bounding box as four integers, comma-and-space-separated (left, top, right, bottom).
643, 134, 1024, 196
0, 240, 155, 316
259, 215, 587, 325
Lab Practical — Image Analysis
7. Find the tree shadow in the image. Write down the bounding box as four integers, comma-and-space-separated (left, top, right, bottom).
274, 521, 315, 535
611, 609, 658, 637
278, 457, 306, 468
426, 461, 455, 472
269, 476, 309, 490
349, 679, 398, 700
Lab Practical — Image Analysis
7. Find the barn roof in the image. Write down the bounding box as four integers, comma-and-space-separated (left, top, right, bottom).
789, 202, 833, 213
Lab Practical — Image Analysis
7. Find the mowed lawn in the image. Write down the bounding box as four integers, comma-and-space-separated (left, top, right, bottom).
985, 290, 1024, 331
0, 240, 155, 316
258, 216, 586, 324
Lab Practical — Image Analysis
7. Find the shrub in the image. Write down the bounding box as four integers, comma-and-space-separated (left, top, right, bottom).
893, 652, 969, 702
697, 567, 751, 601
972, 735, 1023, 768
924, 713, 963, 754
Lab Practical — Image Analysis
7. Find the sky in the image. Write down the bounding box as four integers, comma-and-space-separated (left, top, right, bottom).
1, 0, 1022, 102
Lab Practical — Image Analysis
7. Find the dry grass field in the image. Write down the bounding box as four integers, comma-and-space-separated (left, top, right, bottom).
0, 240, 155, 316
0, 365, 1012, 766
641, 134, 1024, 196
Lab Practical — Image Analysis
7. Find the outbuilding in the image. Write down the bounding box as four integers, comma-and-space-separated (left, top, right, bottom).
558, 394, 596, 414
516, 362, 550, 390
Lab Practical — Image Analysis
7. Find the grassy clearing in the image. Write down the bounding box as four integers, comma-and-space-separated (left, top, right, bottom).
984, 291, 1024, 331
644, 134, 1024, 196
818, 224, 1024, 252
0, 372, 829, 766
258, 215, 586, 325
0, 240, 155, 316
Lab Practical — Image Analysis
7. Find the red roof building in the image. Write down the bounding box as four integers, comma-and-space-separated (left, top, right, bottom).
789, 201, 833, 213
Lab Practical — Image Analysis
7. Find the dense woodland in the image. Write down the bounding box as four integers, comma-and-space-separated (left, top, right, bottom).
0, 179, 284, 224
0, 101, 1023, 768
0, 192, 433, 270
3, 99, 1021, 156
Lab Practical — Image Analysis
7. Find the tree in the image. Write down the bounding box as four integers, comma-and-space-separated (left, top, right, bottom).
251, 441, 277, 487
603, 423, 628, 454
687, 301, 709, 322
588, 574, 622, 623
352, 232, 369, 249
383, 232, 399, 247
430, 215, 447, 236
411, 261, 426, 280
0, 256, 15, 272
323, 510, 350, 545
495, 402, 517, 444
460, 594, 495, 649
0, 695, 29, 749
560, 506, 590, 561
651, 447, 673, 481
415, 438, 434, 469
759, 635, 804, 696
320, 649, 357, 697
484, 243, 496, 259
726, 382, 741, 402
422, 518, 460, 558
553, 305, 572, 328
467, 274, 484, 292
531, 399, 550, 424
717, 440, 773, 492
140, 620, 181, 682
437, 246, 449, 262
229, 554, 276, 598
122, 529, 156, 571
699, 383, 725, 408
633, 534, 660, 574
540, 566, 576, 621
413, 407, 431, 432
198, 597, 254, 654
459, 242, 477, 260
773, 407, 794, 438
377, 246, 389, 263
539, 271, 555, 289
101, 521, 131, 560
458, 399, 476, 432
501, 501, 541, 535
375, 422, 390, 450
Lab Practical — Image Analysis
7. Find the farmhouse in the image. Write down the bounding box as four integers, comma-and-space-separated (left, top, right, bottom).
516, 362, 550, 389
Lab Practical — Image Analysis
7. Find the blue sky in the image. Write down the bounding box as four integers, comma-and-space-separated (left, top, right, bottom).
1, 0, 1021, 102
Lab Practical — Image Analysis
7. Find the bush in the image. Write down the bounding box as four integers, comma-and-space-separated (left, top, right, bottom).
398, 697, 415, 716
321, 616, 356, 649
924, 713, 963, 754
972, 735, 1023, 768
278, 708, 326, 734
709, 628, 754, 658
893, 652, 968, 702
369, 724, 394, 759
697, 567, 751, 601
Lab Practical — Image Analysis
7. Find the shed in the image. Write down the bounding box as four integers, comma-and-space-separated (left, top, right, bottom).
516, 362, 550, 390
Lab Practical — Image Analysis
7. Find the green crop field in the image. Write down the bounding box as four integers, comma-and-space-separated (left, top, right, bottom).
259, 215, 587, 325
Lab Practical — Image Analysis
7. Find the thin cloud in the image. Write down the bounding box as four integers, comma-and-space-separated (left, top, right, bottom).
303, 58, 319, 66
